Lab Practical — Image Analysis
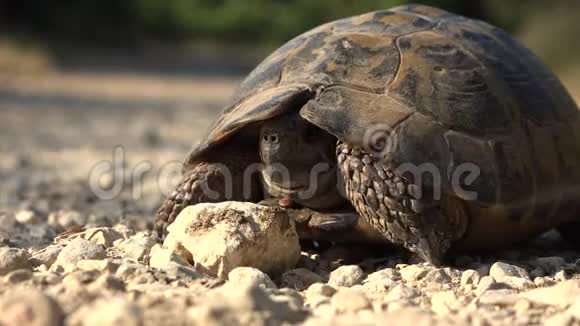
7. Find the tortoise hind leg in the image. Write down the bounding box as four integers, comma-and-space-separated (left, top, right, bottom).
336, 142, 468, 265
155, 153, 262, 239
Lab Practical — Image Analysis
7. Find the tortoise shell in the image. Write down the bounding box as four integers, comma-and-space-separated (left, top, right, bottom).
186, 4, 580, 247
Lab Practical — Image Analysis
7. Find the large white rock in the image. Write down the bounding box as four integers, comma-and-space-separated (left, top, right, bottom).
164, 202, 301, 279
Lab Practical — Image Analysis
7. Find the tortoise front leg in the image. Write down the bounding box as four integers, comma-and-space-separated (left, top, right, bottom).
257, 198, 387, 244
286, 207, 390, 245
155, 154, 262, 239
336, 142, 468, 265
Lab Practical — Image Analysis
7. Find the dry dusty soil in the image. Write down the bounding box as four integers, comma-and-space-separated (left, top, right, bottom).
1, 69, 580, 326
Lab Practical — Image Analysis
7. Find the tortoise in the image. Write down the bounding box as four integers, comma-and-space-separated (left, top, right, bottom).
156, 4, 580, 264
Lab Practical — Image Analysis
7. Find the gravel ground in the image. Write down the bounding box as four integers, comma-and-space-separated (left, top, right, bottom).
1, 71, 580, 326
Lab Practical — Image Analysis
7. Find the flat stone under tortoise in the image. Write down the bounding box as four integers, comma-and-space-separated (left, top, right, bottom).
156, 4, 580, 264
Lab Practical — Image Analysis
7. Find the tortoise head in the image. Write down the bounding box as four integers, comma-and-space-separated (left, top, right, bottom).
259, 113, 345, 209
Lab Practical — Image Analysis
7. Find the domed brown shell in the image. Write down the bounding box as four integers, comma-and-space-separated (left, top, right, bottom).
185, 4, 580, 243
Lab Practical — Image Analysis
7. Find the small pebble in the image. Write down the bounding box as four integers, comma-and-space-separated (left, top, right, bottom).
476, 276, 498, 296
478, 289, 519, 305
328, 265, 365, 287
460, 269, 481, 288
489, 262, 530, 280
330, 287, 371, 313
0, 290, 64, 326
384, 283, 419, 302
80, 297, 143, 326
228, 267, 276, 289
364, 268, 400, 283
304, 289, 333, 309
117, 232, 156, 261
304, 283, 337, 298
422, 268, 452, 284
489, 262, 533, 289
431, 290, 459, 315
399, 265, 428, 283
14, 210, 39, 224
51, 238, 106, 272
29, 245, 64, 268
3, 269, 33, 284
280, 268, 323, 290
554, 270, 569, 282
0, 247, 32, 275
76, 259, 118, 273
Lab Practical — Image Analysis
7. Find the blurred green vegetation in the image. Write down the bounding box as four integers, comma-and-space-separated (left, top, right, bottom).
0, 0, 578, 71
0, 0, 564, 45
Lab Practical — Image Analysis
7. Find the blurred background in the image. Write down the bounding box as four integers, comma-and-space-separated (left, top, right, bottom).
0, 0, 579, 233
1, 0, 579, 74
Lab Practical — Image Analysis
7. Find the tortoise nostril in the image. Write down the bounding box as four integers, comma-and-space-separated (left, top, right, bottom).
264, 134, 279, 143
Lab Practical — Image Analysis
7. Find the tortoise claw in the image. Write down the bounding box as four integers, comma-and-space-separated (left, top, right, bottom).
287, 208, 391, 245
308, 212, 358, 231
412, 235, 447, 266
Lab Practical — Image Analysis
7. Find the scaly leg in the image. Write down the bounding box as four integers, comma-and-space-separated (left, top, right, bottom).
336, 142, 468, 265
155, 153, 262, 239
